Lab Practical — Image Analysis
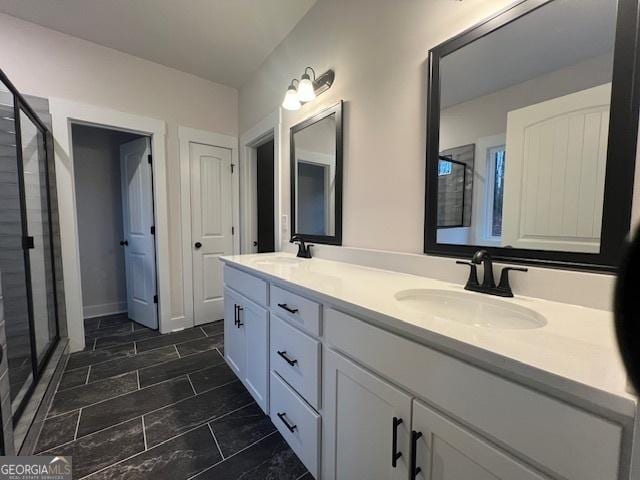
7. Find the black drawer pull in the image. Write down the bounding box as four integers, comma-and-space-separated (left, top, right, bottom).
277, 350, 298, 367
392, 417, 403, 467
277, 412, 297, 433
235, 305, 244, 327
278, 303, 299, 314
410, 430, 423, 478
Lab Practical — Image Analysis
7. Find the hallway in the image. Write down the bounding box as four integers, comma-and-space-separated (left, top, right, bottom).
33, 314, 309, 479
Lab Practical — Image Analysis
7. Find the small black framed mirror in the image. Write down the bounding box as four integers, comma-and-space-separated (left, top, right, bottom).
424, 0, 640, 272
290, 101, 343, 245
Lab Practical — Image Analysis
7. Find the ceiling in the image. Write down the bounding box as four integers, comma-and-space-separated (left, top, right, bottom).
440, 0, 617, 108
0, 0, 316, 88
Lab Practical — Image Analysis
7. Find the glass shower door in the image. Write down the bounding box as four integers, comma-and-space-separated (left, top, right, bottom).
0, 80, 35, 414
18, 109, 57, 365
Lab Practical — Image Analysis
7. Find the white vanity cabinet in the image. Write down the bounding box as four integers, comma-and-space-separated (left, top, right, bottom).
223, 273, 269, 412
323, 349, 412, 480
221, 259, 635, 480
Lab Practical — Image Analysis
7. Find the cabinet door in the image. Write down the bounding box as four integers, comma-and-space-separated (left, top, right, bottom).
411, 399, 547, 480
242, 299, 269, 412
323, 349, 412, 480
223, 287, 245, 377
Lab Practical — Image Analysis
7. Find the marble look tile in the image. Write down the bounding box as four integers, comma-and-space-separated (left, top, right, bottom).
144, 380, 252, 447
94, 329, 159, 350
83, 318, 102, 333
85, 323, 134, 340
135, 328, 205, 353
49, 372, 138, 416
209, 403, 276, 457
66, 343, 135, 371
44, 418, 144, 478
201, 321, 224, 337
35, 410, 79, 453
58, 366, 88, 390
138, 349, 224, 388
77, 376, 193, 438
88, 345, 177, 382
176, 334, 224, 356
87, 424, 220, 480
193, 432, 306, 480
189, 362, 237, 394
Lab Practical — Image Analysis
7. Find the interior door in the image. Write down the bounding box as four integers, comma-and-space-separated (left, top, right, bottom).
411, 399, 546, 480
120, 137, 157, 329
190, 142, 233, 325
323, 349, 412, 480
501, 83, 611, 253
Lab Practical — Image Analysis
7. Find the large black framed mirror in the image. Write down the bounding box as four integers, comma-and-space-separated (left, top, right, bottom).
290, 101, 343, 245
425, 0, 640, 272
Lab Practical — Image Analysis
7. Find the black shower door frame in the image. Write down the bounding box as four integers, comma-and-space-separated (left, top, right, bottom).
0, 68, 61, 426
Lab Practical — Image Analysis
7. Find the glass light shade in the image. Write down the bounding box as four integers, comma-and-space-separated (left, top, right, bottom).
297, 77, 316, 102
282, 87, 301, 110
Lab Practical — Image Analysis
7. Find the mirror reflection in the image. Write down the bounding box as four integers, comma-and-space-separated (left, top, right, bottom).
437, 0, 617, 253
292, 110, 339, 239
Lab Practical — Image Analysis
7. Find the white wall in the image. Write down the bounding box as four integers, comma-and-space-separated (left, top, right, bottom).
239, 0, 640, 310
72, 125, 140, 318
0, 13, 238, 324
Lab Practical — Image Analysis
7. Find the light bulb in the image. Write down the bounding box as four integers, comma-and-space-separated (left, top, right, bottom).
297, 74, 316, 102
282, 84, 301, 111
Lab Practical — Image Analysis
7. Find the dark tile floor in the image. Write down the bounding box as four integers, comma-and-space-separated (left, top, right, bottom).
34, 313, 309, 479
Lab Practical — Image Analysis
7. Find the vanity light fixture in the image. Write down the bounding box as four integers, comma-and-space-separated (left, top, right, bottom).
281, 67, 335, 111
297, 67, 317, 102
282, 79, 302, 111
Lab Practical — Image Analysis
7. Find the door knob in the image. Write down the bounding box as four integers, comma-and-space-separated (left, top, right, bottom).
120, 240, 128, 246
253, 241, 258, 247
194, 242, 202, 249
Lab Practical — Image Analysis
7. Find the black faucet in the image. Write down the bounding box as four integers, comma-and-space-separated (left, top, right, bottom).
290, 235, 313, 259
456, 250, 527, 297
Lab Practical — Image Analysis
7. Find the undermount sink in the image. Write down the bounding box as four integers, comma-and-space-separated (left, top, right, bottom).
252, 256, 303, 266
394, 289, 546, 330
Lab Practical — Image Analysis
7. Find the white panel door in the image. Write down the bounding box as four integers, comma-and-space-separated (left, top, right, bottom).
411, 399, 546, 480
323, 349, 412, 480
502, 83, 611, 253
120, 137, 157, 329
191, 142, 234, 325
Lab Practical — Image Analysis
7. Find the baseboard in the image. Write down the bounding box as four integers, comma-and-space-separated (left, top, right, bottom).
83, 302, 127, 319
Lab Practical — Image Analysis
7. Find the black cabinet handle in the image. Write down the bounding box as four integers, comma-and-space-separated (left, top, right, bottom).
277, 350, 298, 367
233, 304, 238, 325
119, 240, 128, 246
194, 242, 202, 249
392, 417, 403, 468
410, 430, 423, 479
277, 412, 297, 433
278, 303, 299, 314
235, 305, 244, 327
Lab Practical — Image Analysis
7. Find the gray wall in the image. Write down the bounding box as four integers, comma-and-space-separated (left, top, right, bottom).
72, 125, 142, 318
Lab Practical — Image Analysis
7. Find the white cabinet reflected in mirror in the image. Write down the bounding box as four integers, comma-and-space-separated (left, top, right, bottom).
290, 101, 343, 245
425, 0, 639, 271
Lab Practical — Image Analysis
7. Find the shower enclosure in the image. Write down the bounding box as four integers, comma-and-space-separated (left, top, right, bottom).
0, 69, 60, 439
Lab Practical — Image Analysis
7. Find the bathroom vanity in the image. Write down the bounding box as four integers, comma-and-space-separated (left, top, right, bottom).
221, 253, 637, 480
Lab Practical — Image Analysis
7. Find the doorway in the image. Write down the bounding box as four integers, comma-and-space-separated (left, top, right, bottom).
256, 139, 275, 252
72, 124, 158, 330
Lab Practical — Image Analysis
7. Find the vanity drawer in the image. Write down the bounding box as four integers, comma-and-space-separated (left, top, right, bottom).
224, 265, 268, 306
270, 371, 320, 478
325, 308, 623, 480
270, 285, 321, 337
271, 314, 321, 409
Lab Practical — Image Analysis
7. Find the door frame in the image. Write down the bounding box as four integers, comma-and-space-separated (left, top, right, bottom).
239, 109, 282, 254
49, 98, 169, 351
178, 126, 239, 329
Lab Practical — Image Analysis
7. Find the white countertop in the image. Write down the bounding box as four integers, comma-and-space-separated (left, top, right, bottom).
221, 252, 637, 417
